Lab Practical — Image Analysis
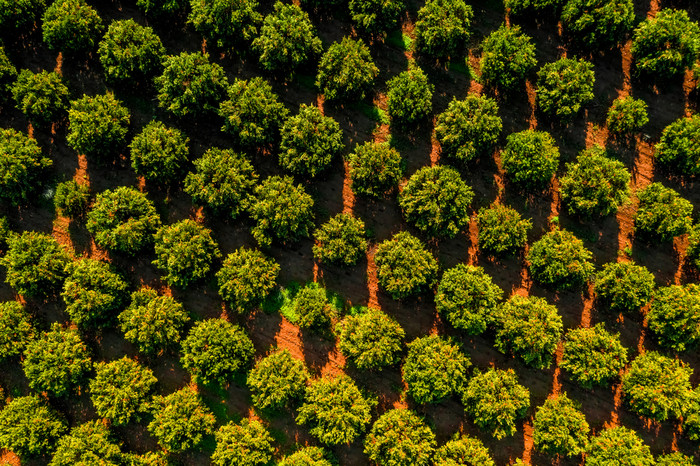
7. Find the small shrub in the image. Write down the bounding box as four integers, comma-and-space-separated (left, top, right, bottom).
400, 165, 473, 238
648, 284, 700, 352
532, 393, 589, 457
148, 387, 216, 453
54, 180, 90, 218
364, 409, 436, 466
317, 37, 378, 101
476, 204, 532, 255
655, 114, 700, 176
386, 66, 434, 127
634, 182, 693, 241
188, 0, 261, 47
50, 420, 123, 466
587, 427, 654, 466
119, 287, 190, 355
347, 141, 403, 197
152, 219, 221, 288
0, 395, 66, 458
217, 248, 279, 313
561, 324, 629, 388
2, 231, 70, 297
402, 335, 471, 404
130, 121, 189, 185
212, 418, 274, 466
181, 319, 254, 385
435, 264, 503, 334
527, 228, 594, 289
98, 19, 165, 82
297, 374, 375, 445
0, 128, 52, 205
219, 77, 289, 149
501, 130, 559, 189
42, 0, 103, 53
86, 186, 161, 255
279, 104, 344, 177
11, 69, 69, 126
0, 301, 33, 361
494, 295, 563, 369
463, 368, 530, 440
22, 323, 91, 397
559, 146, 631, 217
313, 213, 368, 266
247, 349, 310, 410
374, 231, 438, 299
480, 25, 537, 93
279, 447, 332, 466
435, 95, 502, 164
607, 96, 649, 134
414, 0, 472, 59
434, 435, 495, 466
337, 308, 405, 370
290, 283, 337, 330
62, 258, 129, 328
594, 261, 655, 312
349, 0, 404, 35
67, 93, 130, 158
536, 57, 595, 119
561, 0, 635, 48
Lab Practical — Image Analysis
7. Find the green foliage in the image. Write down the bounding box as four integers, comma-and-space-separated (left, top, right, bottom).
248, 176, 315, 248
374, 231, 438, 299
687, 224, 700, 270
137, 0, 187, 16
634, 182, 693, 241
11, 69, 69, 126
631, 9, 700, 78
0, 301, 33, 361
54, 180, 90, 218
148, 386, 216, 453
217, 247, 279, 313
42, 0, 103, 53
290, 283, 338, 330
0, 128, 52, 205
0, 395, 66, 458
402, 335, 470, 404
561, 0, 634, 47
414, 0, 472, 59
594, 261, 655, 312
62, 258, 129, 328
185, 148, 257, 218
247, 349, 309, 410
2, 231, 70, 296
622, 351, 693, 422
536, 58, 595, 119
527, 228, 594, 289
0, 47, 16, 97
561, 324, 628, 388
337, 308, 405, 370
297, 374, 375, 445
130, 121, 189, 185
67, 93, 130, 158
181, 318, 254, 385
655, 114, 700, 176
98, 19, 165, 82
532, 393, 589, 457
364, 409, 436, 466
313, 213, 368, 266
607, 96, 649, 134
212, 418, 274, 466
86, 186, 161, 254
386, 66, 434, 127
463, 368, 530, 440
648, 284, 700, 352
155, 52, 228, 117
476, 204, 532, 255
399, 165, 473, 238
317, 37, 378, 101
22, 323, 91, 397
349, 0, 404, 35
219, 77, 289, 149
435, 95, 502, 164
433, 434, 495, 466
480, 25, 537, 92
347, 141, 403, 197
684, 387, 700, 442
560, 146, 631, 217
153, 219, 221, 288
279, 447, 332, 466
119, 287, 190, 355
504, 0, 563, 15
494, 295, 563, 369
49, 420, 123, 466
656, 452, 697, 466
279, 104, 344, 177
435, 264, 503, 334
0, 0, 46, 31
89, 357, 157, 425
188, 0, 261, 47
586, 426, 654, 466
253, 2, 322, 74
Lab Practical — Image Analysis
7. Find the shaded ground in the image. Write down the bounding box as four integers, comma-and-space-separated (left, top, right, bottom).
1, 0, 700, 465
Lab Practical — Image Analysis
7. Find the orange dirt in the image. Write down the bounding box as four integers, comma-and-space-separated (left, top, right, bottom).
0, 451, 20, 466
467, 215, 479, 266
549, 343, 564, 398
341, 160, 355, 214
54, 52, 63, 75
525, 80, 537, 129
522, 420, 534, 464
579, 283, 595, 328
365, 245, 380, 310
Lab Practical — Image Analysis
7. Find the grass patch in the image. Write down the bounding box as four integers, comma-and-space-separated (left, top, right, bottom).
358, 102, 390, 125
386, 30, 413, 51
294, 73, 316, 90
262, 282, 346, 325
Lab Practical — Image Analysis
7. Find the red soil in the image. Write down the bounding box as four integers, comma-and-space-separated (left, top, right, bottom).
365, 245, 380, 310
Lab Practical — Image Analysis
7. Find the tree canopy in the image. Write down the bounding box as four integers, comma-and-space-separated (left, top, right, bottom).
480, 25, 537, 93
476, 204, 532, 255
247, 349, 310, 410
586, 426, 654, 466
374, 231, 438, 299
634, 182, 693, 241
501, 129, 559, 190
364, 409, 436, 466
98, 19, 165, 82
414, 0, 472, 60
316, 37, 378, 101
0, 128, 52, 205
532, 393, 590, 457
217, 247, 280, 313
130, 120, 189, 185
313, 213, 368, 266
648, 284, 700, 352
594, 261, 655, 312
536, 58, 595, 119
527, 228, 595, 289
561, 324, 628, 388
212, 418, 274, 466
0, 395, 66, 458
347, 141, 403, 198
337, 308, 405, 370
67, 93, 130, 159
